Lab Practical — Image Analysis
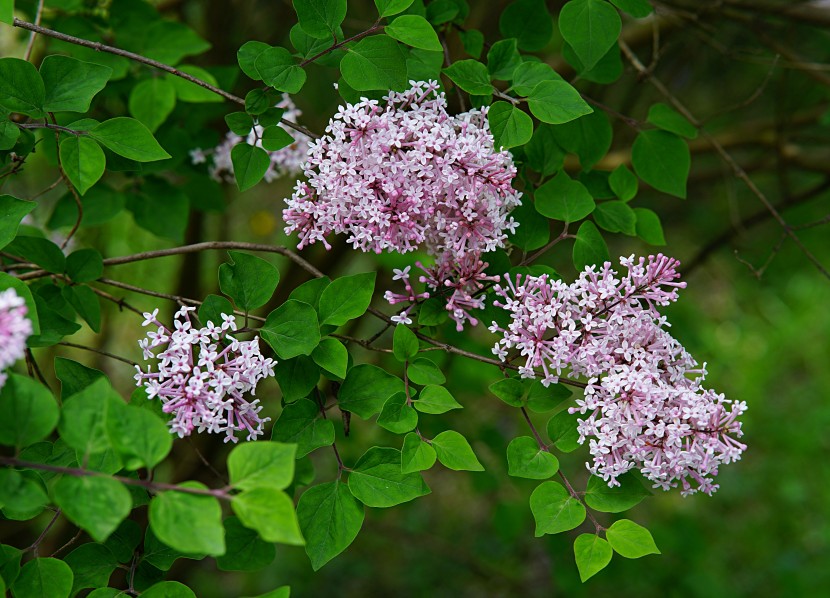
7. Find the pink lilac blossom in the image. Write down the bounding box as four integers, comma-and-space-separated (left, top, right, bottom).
190, 93, 309, 183
0, 288, 33, 389
134, 306, 276, 443
282, 80, 521, 329
490, 255, 746, 496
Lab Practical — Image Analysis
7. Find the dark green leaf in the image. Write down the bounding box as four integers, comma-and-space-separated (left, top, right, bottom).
535, 171, 595, 222
149, 483, 225, 556
216, 516, 276, 571
141, 527, 205, 572
0, 469, 48, 515
375, 0, 414, 17
6, 236, 65, 274
297, 481, 363, 570
89, 118, 170, 162
289, 276, 330, 311
12, 558, 73, 598
261, 125, 294, 152
508, 199, 550, 251
338, 364, 404, 419
0, 57, 45, 117
631, 129, 689, 199
526, 380, 572, 412
489, 378, 525, 407
169, 66, 224, 103
348, 447, 430, 507
107, 404, 172, 470
550, 109, 612, 170
129, 178, 189, 242
488, 101, 533, 149
142, 581, 196, 598
511, 62, 563, 97
647, 102, 697, 139
228, 441, 296, 491
0, 374, 58, 449
198, 294, 234, 327
58, 377, 123, 457
340, 35, 408, 92
606, 519, 660, 558
499, 0, 553, 51
255, 47, 306, 94
610, 0, 653, 19
54, 357, 103, 400
377, 392, 418, 434
574, 533, 613, 581
104, 519, 142, 563
231, 143, 270, 192
573, 220, 610, 271
546, 410, 581, 452
40, 55, 111, 113
633, 207, 666, 245
62, 285, 101, 332
272, 399, 334, 458
293, 0, 348, 39
261, 300, 321, 359
400, 432, 436, 474
507, 436, 559, 479
218, 251, 280, 311
273, 356, 320, 402
407, 357, 445, 386
487, 38, 522, 81
442, 59, 492, 95
459, 29, 484, 59
66, 248, 103, 282
559, 0, 621, 71
0, 119, 20, 151
54, 476, 131, 542
233, 487, 304, 545
414, 385, 462, 414
524, 124, 565, 176
0, 195, 35, 250
609, 164, 638, 201
392, 325, 419, 362
585, 472, 650, 512
129, 78, 176, 133
311, 337, 348, 378
238, 41, 270, 80
317, 272, 376, 326
431, 430, 484, 471
529, 480, 586, 536
594, 200, 636, 235
527, 80, 593, 124
64, 543, 117, 595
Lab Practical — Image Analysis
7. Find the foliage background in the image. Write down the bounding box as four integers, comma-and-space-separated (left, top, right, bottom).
2, 0, 829, 596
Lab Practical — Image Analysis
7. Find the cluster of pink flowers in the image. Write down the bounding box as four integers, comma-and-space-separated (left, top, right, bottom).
490, 255, 746, 495
134, 306, 276, 443
190, 93, 309, 183
282, 80, 521, 329
0, 288, 32, 389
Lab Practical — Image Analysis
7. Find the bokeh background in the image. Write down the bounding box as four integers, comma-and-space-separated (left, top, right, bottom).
3, 0, 830, 596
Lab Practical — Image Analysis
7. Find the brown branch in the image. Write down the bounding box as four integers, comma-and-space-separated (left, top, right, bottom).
298, 20, 383, 68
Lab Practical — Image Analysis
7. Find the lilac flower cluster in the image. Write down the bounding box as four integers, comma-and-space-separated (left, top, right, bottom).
135, 306, 276, 443
490, 255, 746, 495
190, 93, 309, 183
283, 81, 521, 329
0, 288, 32, 389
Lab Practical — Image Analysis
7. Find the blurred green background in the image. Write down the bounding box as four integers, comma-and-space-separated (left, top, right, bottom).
3, 0, 830, 596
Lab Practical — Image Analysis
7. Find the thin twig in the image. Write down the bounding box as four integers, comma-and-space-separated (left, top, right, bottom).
57, 341, 139, 367
22, 0, 45, 61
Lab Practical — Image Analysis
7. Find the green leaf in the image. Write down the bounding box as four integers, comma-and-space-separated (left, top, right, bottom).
58, 377, 123, 457
550, 109, 612, 170
127, 178, 189, 242
487, 38, 522, 81
606, 519, 660, 558
400, 432, 436, 474
507, 436, 559, 479
293, 0, 347, 39
271, 399, 334, 458
198, 294, 234, 326
647, 102, 697, 139
40, 55, 111, 113
53, 476, 132, 542
386, 15, 442, 51
610, 0, 653, 16
0, 119, 20, 150
317, 272, 376, 326
546, 410, 581, 452
573, 220, 610, 270
62, 285, 100, 333
54, 357, 103, 400
431, 430, 484, 471
459, 29, 484, 59
255, 46, 306, 94
261, 125, 294, 152
217, 516, 276, 571
142, 582, 196, 598
0, 544, 22, 589
377, 392, 418, 434
228, 441, 297, 491
442, 59, 492, 95
297, 481, 363, 570
230, 143, 270, 192
594, 200, 636, 235
508, 199, 550, 251
289, 276, 330, 311
584, 472, 650, 512
311, 337, 348, 378
168, 66, 224, 103
6, 236, 65, 274
0, 469, 48, 515
510, 62, 562, 97
535, 171, 595, 222
238, 41, 271, 80
225, 112, 255, 136
489, 378, 524, 407
142, 527, 205, 571
407, 357, 445, 386
218, 251, 280, 311
499, 0, 553, 51
631, 129, 690, 199
64, 543, 118, 595
392, 325, 419, 362
103, 520, 142, 563
0, 0, 12, 25
348, 447, 430, 507
0, 58, 45, 117
609, 164, 638, 201
89, 118, 170, 162
414, 385, 462, 414
129, 78, 176, 133
633, 207, 666, 245
340, 35, 408, 92
527, 80, 593, 124
107, 405, 172, 470
0, 374, 58, 449
375, 0, 414, 17
140, 20, 211, 65
233, 487, 304, 545
338, 364, 404, 419
0, 195, 35, 250
488, 101, 533, 150
12, 558, 73, 598
261, 300, 321, 359
66, 248, 103, 283
524, 124, 565, 177
426, 0, 459, 24
527, 381, 572, 412
530, 480, 586, 536
273, 356, 320, 402
558, 0, 621, 71
574, 533, 613, 581
149, 482, 225, 556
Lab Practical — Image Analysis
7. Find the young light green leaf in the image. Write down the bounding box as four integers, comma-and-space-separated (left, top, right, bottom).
527, 80, 592, 124
53, 476, 132, 542
232, 487, 304, 545
606, 519, 660, 558
488, 101, 533, 150
647, 102, 697, 139
529, 480, 586, 536
297, 481, 364, 570
374, 0, 414, 17
348, 447, 431, 507
317, 272, 376, 326
40, 55, 112, 113
559, 0, 621, 71
414, 385, 462, 414
442, 59, 492, 95
507, 436, 559, 479
107, 404, 172, 471
0, 57, 45, 117
377, 392, 418, 434
12, 558, 73, 598
340, 35, 408, 92
89, 118, 170, 162
535, 171, 595, 222
261, 300, 321, 359
401, 432, 436, 474
631, 129, 690, 199
386, 15, 442, 51
338, 364, 405, 419
218, 251, 280, 311
633, 207, 666, 245
431, 430, 484, 471
228, 441, 297, 491
149, 483, 225, 556
271, 399, 334, 458
169, 66, 224, 103
574, 533, 613, 582
58, 377, 124, 457
0, 374, 59, 449
141, 582, 196, 598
